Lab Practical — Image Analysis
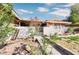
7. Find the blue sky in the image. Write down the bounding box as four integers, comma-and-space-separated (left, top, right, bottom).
13, 3, 75, 20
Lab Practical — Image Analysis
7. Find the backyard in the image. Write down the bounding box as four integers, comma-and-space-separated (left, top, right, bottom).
0, 29, 79, 55
0, 3, 79, 55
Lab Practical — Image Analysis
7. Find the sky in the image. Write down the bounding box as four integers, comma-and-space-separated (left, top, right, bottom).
13, 3, 75, 20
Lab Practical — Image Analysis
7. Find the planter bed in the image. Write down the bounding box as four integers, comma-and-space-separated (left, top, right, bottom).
55, 40, 79, 55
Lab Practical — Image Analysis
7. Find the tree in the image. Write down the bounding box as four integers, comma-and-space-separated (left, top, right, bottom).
0, 3, 15, 45
69, 4, 79, 23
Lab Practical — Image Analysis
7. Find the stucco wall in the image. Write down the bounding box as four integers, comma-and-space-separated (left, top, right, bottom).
15, 25, 68, 38
43, 25, 68, 36
15, 26, 36, 38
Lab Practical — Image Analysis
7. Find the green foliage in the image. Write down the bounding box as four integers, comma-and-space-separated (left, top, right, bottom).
41, 36, 56, 55
69, 12, 79, 23
69, 4, 79, 23
28, 27, 37, 37
67, 27, 73, 33
60, 35, 79, 43
67, 36, 79, 41
0, 27, 15, 44
71, 4, 79, 13
50, 34, 61, 41
38, 37, 48, 55
0, 3, 15, 45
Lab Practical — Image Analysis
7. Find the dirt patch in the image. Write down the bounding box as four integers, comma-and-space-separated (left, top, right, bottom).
0, 38, 41, 55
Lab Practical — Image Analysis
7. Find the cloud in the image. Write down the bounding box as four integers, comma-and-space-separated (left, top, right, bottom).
49, 8, 71, 17
14, 9, 23, 15
22, 17, 29, 20
37, 7, 49, 12
16, 9, 33, 14
63, 3, 75, 7
45, 3, 53, 6
53, 8, 60, 10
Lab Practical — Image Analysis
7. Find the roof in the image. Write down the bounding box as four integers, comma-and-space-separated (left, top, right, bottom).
46, 20, 72, 25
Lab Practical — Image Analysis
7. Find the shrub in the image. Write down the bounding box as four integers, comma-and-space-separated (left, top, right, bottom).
67, 27, 73, 33
50, 34, 61, 41
67, 36, 79, 41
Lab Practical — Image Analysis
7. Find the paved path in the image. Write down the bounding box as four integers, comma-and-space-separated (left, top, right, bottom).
51, 46, 61, 55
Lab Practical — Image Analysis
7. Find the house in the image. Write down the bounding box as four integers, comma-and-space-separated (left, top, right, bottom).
43, 20, 71, 36
12, 10, 72, 36
13, 17, 72, 36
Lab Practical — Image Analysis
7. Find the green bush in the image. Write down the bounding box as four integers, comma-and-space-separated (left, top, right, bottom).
50, 34, 61, 41
67, 36, 79, 41
67, 27, 73, 33
0, 27, 15, 45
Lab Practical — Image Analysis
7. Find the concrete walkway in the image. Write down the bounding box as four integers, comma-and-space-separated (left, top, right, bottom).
51, 46, 61, 55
